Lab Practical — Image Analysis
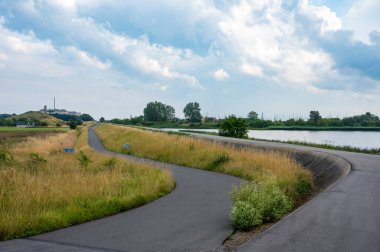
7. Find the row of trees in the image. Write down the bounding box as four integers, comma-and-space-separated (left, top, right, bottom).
246, 111, 380, 128
106, 100, 380, 129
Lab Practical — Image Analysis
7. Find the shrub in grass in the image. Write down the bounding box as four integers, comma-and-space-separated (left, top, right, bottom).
103, 157, 118, 169
27, 153, 47, 172
296, 179, 311, 194
77, 151, 92, 167
206, 153, 231, 171
0, 150, 14, 166
230, 182, 293, 230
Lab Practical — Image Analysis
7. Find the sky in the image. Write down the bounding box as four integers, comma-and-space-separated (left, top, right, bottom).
0, 0, 379, 120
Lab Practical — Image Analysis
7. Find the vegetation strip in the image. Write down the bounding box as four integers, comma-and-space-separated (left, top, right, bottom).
95, 124, 313, 230
178, 130, 380, 155
0, 123, 174, 240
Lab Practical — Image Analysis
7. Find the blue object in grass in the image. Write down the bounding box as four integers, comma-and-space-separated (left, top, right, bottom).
64, 148, 75, 153
123, 144, 130, 149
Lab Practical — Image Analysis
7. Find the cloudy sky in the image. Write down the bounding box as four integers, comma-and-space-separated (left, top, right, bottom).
0, 0, 379, 120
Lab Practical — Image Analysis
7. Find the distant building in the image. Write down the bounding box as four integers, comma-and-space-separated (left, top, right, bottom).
16, 121, 28, 128
40, 107, 81, 116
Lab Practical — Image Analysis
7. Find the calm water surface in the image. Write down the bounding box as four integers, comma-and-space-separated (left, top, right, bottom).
163, 129, 380, 149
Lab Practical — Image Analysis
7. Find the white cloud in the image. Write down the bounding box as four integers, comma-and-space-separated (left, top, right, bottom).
65, 46, 111, 70
240, 63, 263, 77
213, 68, 229, 80
343, 0, 380, 44
218, 0, 336, 88
299, 0, 342, 34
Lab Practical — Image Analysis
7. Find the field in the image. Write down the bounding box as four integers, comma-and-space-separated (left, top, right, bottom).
95, 124, 313, 200
0, 127, 68, 132
0, 124, 174, 240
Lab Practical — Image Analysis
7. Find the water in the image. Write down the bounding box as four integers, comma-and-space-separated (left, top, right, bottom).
162, 129, 380, 149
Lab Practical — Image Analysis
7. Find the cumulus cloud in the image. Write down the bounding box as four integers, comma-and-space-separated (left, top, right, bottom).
343, 0, 380, 44
0, 0, 380, 117
213, 68, 229, 80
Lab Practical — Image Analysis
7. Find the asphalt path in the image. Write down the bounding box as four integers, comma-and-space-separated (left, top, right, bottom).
189, 134, 380, 252
1, 128, 379, 251
0, 127, 241, 252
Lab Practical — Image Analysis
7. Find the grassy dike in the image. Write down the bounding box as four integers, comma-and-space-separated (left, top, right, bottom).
95, 124, 313, 230
0, 123, 174, 240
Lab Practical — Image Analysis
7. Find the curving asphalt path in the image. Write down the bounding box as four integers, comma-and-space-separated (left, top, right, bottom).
0, 127, 241, 252
1, 128, 379, 251
189, 134, 380, 252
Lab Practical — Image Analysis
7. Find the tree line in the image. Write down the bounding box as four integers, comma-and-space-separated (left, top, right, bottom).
107, 101, 380, 129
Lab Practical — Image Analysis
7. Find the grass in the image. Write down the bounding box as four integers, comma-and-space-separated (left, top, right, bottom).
253, 138, 380, 155
6, 111, 65, 127
179, 129, 380, 155
95, 124, 313, 200
266, 126, 380, 131
0, 123, 174, 240
0, 127, 69, 132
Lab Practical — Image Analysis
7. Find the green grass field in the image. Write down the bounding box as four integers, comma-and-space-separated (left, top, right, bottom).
0, 127, 69, 132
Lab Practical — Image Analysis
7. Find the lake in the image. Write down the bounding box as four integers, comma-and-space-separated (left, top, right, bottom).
162, 129, 380, 149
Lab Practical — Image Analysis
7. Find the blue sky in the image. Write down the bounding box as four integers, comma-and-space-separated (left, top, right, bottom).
0, 0, 379, 120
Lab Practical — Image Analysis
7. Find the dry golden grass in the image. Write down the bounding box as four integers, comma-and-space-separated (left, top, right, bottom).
0, 124, 174, 240
95, 124, 313, 198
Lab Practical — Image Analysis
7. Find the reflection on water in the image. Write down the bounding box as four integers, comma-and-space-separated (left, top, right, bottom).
162, 129, 380, 149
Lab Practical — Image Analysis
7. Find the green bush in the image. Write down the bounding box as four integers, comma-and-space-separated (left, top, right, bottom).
219, 115, 248, 138
230, 182, 293, 230
231, 201, 262, 230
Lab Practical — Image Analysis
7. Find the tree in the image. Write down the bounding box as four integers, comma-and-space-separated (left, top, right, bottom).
219, 115, 248, 138
247, 111, 258, 120
143, 101, 176, 122
99, 117, 105, 122
79, 114, 94, 121
309, 111, 322, 125
183, 102, 202, 123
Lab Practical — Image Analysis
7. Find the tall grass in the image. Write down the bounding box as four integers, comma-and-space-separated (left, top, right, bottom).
95, 124, 313, 200
0, 124, 174, 240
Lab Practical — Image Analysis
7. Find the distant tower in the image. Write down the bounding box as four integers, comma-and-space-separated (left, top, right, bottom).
54, 97, 56, 111
44, 105, 47, 114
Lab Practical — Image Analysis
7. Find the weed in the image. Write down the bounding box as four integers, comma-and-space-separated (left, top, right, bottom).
296, 179, 311, 194
76, 151, 92, 167
0, 150, 14, 166
103, 157, 118, 169
206, 154, 231, 171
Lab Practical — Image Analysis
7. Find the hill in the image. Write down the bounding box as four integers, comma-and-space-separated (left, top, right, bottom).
7, 111, 65, 127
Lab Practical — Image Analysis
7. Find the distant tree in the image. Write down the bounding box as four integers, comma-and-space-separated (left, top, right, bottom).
183, 102, 202, 123
143, 101, 176, 122
52, 113, 79, 122
219, 115, 248, 138
309, 111, 322, 125
79, 114, 94, 121
68, 121, 77, 129
99, 117, 105, 122
247, 111, 259, 120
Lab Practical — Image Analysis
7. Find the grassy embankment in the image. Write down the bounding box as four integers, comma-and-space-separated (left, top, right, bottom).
179, 130, 380, 155
0, 127, 68, 132
95, 124, 313, 229
0, 123, 174, 240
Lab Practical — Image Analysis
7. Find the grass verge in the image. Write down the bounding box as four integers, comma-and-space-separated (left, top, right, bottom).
179, 129, 380, 155
95, 124, 313, 230
0, 123, 174, 240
